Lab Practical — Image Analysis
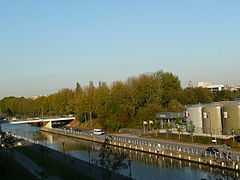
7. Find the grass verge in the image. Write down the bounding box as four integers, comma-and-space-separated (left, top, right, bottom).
0, 152, 37, 180
14, 146, 94, 180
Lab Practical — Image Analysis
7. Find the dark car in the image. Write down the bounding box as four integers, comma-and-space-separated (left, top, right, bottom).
206, 147, 219, 154
74, 129, 81, 133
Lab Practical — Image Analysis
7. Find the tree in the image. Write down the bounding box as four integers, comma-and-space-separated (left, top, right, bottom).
0, 128, 15, 177
175, 118, 183, 139
188, 120, 195, 141
193, 87, 213, 103
177, 88, 199, 105
168, 99, 184, 112
214, 90, 236, 102
75, 82, 81, 92
154, 71, 181, 107
94, 140, 128, 179
107, 81, 133, 127
135, 103, 163, 127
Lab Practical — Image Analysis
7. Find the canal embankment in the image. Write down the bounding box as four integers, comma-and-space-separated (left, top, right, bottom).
15, 142, 130, 180
41, 127, 240, 173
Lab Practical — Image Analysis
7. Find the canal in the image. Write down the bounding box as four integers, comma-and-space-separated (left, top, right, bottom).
2, 123, 239, 180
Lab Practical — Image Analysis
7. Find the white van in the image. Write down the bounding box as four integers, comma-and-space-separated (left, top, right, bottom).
93, 129, 105, 135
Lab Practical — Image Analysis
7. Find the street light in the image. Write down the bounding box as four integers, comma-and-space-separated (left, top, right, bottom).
45, 137, 48, 147
87, 150, 91, 174
62, 142, 65, 154
33, 133, 36, 144
128, 159, 132, 179
87, 150, 91, 164
62, 142, 66, 163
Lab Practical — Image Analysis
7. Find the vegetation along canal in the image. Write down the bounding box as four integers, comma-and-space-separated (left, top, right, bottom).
2, 123, 239, 180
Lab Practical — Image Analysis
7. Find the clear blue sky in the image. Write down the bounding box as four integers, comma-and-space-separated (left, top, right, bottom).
0, 1, 240, 99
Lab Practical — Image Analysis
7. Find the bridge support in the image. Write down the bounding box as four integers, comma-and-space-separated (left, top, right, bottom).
43, 121, 52, 128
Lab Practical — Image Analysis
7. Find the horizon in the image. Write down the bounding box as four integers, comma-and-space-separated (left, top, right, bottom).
1, 1, 240, 99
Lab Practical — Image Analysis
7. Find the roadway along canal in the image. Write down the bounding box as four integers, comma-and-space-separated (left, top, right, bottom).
2, 123, 239, 180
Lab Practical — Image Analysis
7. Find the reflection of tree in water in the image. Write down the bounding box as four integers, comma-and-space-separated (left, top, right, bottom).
108, 146, 239, 180
41, 132, 101, 152
94, 139, 128, 180
39, 132, 239, 180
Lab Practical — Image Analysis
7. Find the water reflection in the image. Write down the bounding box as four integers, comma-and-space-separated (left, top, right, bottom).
2, 124, 239, 180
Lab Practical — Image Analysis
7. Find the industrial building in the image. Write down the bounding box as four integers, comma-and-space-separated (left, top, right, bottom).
202, 104, 223, 135
156, 112, 185, 128
187, 102, 240, 135
186, 105, 204, 133
156, 102, 240, 136
197, 81, 240, 92
222, 103, 240, 135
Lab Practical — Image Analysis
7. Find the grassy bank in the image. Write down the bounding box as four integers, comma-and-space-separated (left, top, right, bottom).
0, 153, 37, 180
141, 132, 239, 148
15, 146, 94, 180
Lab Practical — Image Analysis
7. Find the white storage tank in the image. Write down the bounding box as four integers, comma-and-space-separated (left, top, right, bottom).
186, 105, 203, 133
202, 104, 223, 135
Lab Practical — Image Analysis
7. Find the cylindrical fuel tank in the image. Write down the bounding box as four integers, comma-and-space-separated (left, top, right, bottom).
186, 105, 203, 133
222, 103, 240, 135
202, 104, 222, 135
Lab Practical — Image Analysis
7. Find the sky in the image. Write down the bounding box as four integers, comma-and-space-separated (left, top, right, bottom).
0, 1, 240, 99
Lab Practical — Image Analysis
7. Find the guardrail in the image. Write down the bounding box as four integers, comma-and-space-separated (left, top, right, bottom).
52, 127, 239, 163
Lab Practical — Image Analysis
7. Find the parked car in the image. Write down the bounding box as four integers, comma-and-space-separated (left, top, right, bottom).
74, 128, 81, 133
93, 129, 105, 135
206, 147, 219, 153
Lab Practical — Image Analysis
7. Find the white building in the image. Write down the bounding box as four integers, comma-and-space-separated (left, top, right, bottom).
197, 81, 237, 93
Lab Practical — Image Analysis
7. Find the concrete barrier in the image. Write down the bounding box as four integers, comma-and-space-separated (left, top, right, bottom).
40, 127, 240, 172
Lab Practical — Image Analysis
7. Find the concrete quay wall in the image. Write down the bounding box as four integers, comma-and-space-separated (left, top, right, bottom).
40, 127, 240, 172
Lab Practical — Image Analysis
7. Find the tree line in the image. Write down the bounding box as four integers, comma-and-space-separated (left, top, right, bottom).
1, 71, 239, 130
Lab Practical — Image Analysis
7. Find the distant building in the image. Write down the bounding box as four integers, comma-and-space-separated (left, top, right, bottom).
188, 81, 193, 88
99, 81, 107, 87
156, 112, 185, 128
197, 81, 238, 93
28, 95, 47, 100
89, 81, 94, 87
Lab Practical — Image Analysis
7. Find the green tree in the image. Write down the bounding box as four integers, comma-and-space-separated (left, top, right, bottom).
214, 90, 236, 102
167, 99, 184, 112
76, 82, 81, 92
177, 87, 213, 105
0, 128, 15, 177
135, 103, 163, 127
188, 120, 195, 141
94, 140, 128, 179
175, 118, 183, 139
193, 87, 213, 103
155, 71, 181, 107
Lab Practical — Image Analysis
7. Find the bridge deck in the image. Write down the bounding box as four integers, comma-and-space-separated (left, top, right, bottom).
9, 117, 75, 124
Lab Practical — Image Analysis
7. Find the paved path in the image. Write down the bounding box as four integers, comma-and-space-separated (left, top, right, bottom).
14, 150, 60, 180
14, 150, 43, 179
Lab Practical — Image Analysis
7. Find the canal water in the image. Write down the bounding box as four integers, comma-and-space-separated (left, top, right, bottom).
2, 124, 239, 180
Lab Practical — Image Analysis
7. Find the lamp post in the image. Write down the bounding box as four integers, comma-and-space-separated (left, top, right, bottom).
45, 137, 48, 147
33, 133, 36, 144
128, 159, 132, 179
62, 142, 65, 163
41, 107, 44, 119
232, 129, 235, 142
62, 142, 65, 154
88, 150, 91, 174
49, 104, 51, 117
87, 150, 91, 164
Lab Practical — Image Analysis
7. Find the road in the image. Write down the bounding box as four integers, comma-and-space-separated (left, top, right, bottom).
59, 127, 240, 161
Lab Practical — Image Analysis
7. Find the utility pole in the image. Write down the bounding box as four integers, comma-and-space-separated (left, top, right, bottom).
49, 104, 51, 117
41, 107, 44, 119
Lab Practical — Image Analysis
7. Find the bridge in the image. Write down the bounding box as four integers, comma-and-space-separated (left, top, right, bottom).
8, 116, 75, 128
